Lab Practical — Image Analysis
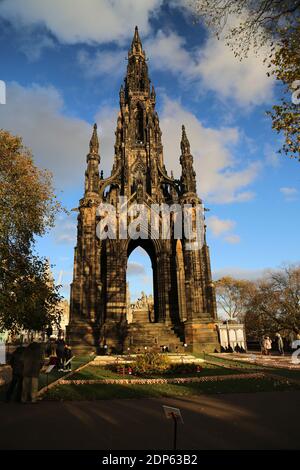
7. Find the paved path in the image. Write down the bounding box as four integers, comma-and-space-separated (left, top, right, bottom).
1, 392, 300, 450
212, 352, 300, 369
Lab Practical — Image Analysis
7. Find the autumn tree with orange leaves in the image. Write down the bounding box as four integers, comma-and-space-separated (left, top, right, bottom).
0, 130, 63, 333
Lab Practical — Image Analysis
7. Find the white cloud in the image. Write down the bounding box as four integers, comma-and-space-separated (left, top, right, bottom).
224, 234, 241, 244
0, 82, 119, 191
77, 49, 126, 78
54, 215, 77, 245
0, 83, 259, 205
127, 262, 146, 276
194, 35, 273, 106
280, 187, 299, 202
264, 143, 280, 168
94, 106, 119, 176
144, 28, 274, 107
213, 267, 269, 281
0, 82, 92, 190
146, 30, 191, 76
160, 97, 260, 203
206, 216, 240, 244
0, 0, 274, 106
207, 216, 235, 237
17, 27, 55, 61
0, 0, 162, 45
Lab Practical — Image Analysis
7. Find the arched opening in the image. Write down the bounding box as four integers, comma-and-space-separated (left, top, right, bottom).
126, 241, 157, 324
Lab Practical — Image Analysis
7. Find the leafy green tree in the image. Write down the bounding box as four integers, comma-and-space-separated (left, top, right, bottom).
0, 129, 63, 333
0, 251, 62, 334
215, 276, 254, 321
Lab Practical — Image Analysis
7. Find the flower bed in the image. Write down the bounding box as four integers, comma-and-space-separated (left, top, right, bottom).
58, 372, 266, 386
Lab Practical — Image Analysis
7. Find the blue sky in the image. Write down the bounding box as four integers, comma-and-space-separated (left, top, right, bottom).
0, 0, 299, 301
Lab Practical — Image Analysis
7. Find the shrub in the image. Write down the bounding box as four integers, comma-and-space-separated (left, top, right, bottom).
132, 352, 169, 375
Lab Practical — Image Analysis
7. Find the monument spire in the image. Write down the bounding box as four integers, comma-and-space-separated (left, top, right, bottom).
85, 123, 100, 194
180, 124, 197, 194
130, 25, 143, 55
125, 26, 149, 95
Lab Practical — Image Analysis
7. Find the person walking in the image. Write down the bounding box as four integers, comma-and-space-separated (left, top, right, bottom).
264, 336, 272, 356
63, 344, 72, 372
275, 333, 284, 356
56, 337, 65, 371
5, 346, 24, 402
21, 342, 44, 404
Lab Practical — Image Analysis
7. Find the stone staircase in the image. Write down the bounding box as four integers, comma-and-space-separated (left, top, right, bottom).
123, 321, 185, 353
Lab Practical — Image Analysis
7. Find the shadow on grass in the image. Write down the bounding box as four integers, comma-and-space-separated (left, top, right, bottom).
44, 376, 300, 401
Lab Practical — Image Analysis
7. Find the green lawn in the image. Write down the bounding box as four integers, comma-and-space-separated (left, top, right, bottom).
44, 376, 299, 401
2, 353, 300, 402
204, 354, 300, 382
67, 362, 244, 381
202, 354, 262, 370
38, 354, 93, 390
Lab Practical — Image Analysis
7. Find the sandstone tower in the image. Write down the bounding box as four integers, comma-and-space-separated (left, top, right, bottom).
67, 27, 220, 354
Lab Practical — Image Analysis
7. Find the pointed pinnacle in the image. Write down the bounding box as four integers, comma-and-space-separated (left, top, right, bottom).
181, 124, 190, 155
89, 122, 99, 154
131, 25, 143, 53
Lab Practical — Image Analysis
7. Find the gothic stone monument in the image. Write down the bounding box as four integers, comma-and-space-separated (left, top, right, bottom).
67, 27, 220, 354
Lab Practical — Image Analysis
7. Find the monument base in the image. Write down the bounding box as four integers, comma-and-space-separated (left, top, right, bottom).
66, 319, 99, 354
184, 319, 220, 353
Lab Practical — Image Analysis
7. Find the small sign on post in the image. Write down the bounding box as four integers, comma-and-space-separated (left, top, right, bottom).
162, 405, 183, 450
45, 364, 55, 391
45, 364, 55, 374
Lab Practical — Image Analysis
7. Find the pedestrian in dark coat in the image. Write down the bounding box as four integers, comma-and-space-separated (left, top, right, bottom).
275, 333, 284, 356
63, 344, 72, 372
6, 346, 24, 402
21, 342, 44, 404
56, 338, 65, 371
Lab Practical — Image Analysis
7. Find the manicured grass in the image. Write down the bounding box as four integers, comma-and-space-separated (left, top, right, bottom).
67, 362, 244, 381
204, 354, 300, 382
38, 355, 94, 389
44, 376, 300, 401
203, 354, 261, 370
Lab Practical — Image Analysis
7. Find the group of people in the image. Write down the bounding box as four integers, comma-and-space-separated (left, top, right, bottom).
5, 338, 73, 404
261, 333, 284, 356
6, 342, 44, 404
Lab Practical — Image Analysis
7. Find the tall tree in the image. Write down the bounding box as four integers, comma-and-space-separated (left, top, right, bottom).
244, 265, 300, 338
0, 129, 63, 332
215, 276, 254, 321
191, 0, 300, 159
